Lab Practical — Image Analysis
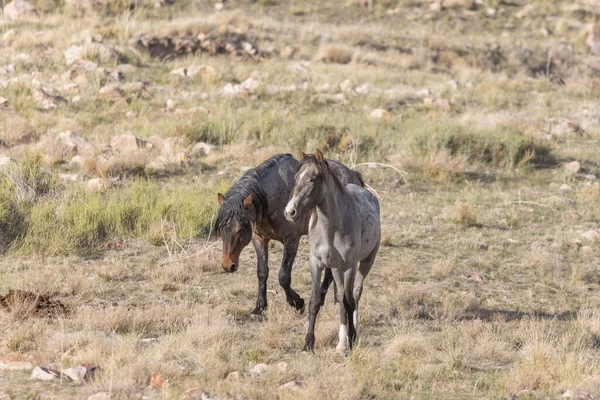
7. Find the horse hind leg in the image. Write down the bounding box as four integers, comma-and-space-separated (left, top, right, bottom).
353, 243, 379, 337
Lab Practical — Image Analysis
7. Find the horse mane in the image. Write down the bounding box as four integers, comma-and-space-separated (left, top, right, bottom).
216, 154, 290, 232
298, 154, 359, 192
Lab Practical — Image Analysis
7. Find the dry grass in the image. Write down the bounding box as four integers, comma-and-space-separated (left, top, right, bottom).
0, 0, 600, 398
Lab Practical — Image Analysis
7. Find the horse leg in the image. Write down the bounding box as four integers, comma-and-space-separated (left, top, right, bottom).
250, 236, 269, 315
330, 268, 349, 354
278, 238, 304, 312
303, 256, 323, 352
353, 245, 378, 338
319, 268, 334, 305
343, 267, 357, 350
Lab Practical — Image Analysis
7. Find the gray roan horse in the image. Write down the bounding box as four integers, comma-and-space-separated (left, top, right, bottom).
284, 150, 381, 353
216, 153, 364, 315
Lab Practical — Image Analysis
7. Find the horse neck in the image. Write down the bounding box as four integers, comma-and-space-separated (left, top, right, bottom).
312, 176, 344, 237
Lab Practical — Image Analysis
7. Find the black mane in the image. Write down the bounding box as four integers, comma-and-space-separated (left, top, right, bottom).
216, 154, 290, 232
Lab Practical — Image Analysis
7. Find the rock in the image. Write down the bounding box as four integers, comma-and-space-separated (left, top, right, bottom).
241, 76, 261, 92
582, 230, 599, 242
149, 372, 167, 389
169, 67, 187, 77
3, 0, 36, 21
355, 83, 370, 95
182, 387, 213, 400
97, 44, 120, 64
87, 393, 110, 400
98, 84, 125, 103
191, 142, 216, 157
0, 96, 7, 107
145, 161, 166, 175
226, 371, 242, 380
369, 109, 390, 121
65, 46, 83, 66
31, 366, 66, 381
516, 4, 534, 19
564, 161, 581, 175
87, 178, 112, 192
280, 45, 298, 59
59, 173, 80, 182
110, 134, 148, 153
278, 381, 305, 391
339, 79, 353, 93
2, 29, 16, 41
0, 353, 41, 370
424, 97, 450, 111
559, 184, 572, 191
249, 362, 287, 375
187, 64, 217, 79
547, 118, 583, 137
166, 98, 176, 110
0, 156, 14, 170
32, 88, 66, 110
249, 363, 270, 375
222, 83, 248, 97
586, 25, 600, 56
116, 63, 137, 74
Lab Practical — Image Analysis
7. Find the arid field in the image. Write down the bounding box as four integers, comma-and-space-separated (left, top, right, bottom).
1, 0, 600, 398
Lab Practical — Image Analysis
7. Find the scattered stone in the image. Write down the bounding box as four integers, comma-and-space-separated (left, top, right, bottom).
278, 381, 305, 391
191, 142, 216, 157
2, 29, 16, 41
110, 134, 149, 154
560, 184, 572, 191
249, 363, 270, 375
586, 25, 600, 56
182, 387, 213, 400
31, 366, 67, 381
467, 273, 486, 282
369, 109, 390, 121
3, 0, 36, 21
226, 371, 242, 380
222, 82, 248, 97
116, 63, 137, 74
98, 84, 125, 103
241, 76, 261, 91
64, 45, 84, 65
149, 372, 167, 389
0, 96, 7, 107
59, 173, 80, 182
0, 156, 14, 170
339, 79, 353, 92
32, 88, 66, 110
249, 362, 287, 375
424, 97, 450, 111
166, 98, 177, 110
87, 393, 110, 400
582, 230, 599, 242
516, 4, 534, 19
0, 353, 41, 371
547, 118, 583, 137
280, 45, 298, 59
87, 178, 113, 192
145, 161, 166, 175
170, 64, 217, 79
564, 161, 581, 175
355, 83, 370, 95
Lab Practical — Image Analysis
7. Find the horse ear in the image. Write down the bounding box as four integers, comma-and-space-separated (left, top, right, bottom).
217, 193, 225, 205
296, 149, 307, 160
243, 194, 253, 208
315, 149, 324, 164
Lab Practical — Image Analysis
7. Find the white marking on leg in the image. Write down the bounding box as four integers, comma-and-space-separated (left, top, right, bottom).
353, 309, 359, 336
336, 323, 348, 353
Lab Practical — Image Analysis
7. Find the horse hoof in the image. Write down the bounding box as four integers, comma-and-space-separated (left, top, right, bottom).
295, 298, 305, 313
250, 307, 266, 317
302, 345, 314, 353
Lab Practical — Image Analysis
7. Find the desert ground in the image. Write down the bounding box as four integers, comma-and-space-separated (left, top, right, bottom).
1, 0, 600, 398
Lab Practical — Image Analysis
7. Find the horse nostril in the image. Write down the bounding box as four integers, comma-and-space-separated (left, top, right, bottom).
290, 209, 297, 217
230, 263, 237, 272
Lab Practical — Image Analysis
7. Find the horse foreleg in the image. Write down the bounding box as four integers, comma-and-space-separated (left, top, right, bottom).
330, 268, 348, 354
251, 236, 269, 315
278, 238, 304, 312
303, 256, 323, 352
353, 244, 378, 337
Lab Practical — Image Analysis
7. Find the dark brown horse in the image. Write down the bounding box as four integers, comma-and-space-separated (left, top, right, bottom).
216, 153, 364, 315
